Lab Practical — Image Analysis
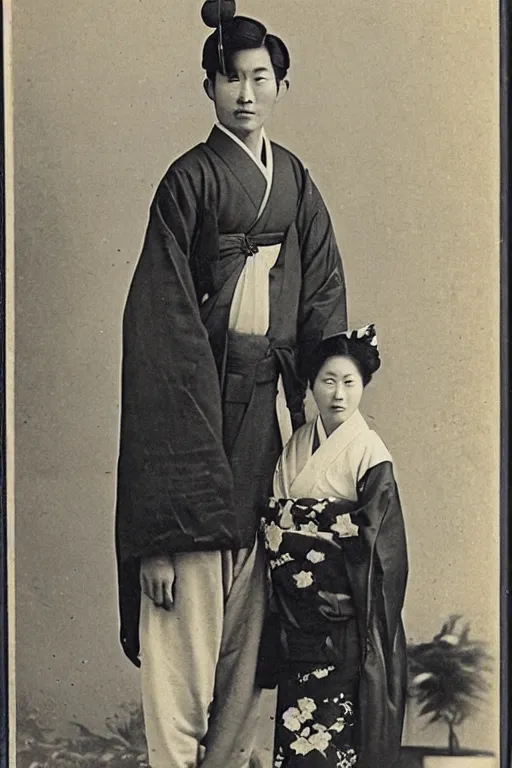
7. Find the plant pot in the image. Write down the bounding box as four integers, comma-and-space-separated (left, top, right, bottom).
423, 758, 495, 768
399, 747, 496, 768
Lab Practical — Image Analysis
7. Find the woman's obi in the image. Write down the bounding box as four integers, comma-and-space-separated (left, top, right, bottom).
260, 497, 362, 671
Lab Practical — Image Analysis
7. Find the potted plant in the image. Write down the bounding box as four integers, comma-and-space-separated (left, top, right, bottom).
406, 615, 495, 767
16, 700, 149, 768
16, 700, 265, 768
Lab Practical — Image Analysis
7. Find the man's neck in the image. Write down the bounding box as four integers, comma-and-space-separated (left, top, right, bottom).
240, 130, 263, 160
217, 123, 264, 161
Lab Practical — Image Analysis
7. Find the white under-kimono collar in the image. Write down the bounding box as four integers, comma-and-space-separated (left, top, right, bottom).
215, 122, 273, 185
316, 409, 369, 452
278, 409, 370, 499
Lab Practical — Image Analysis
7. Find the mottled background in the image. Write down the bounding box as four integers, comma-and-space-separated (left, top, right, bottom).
12, 0, 500, 758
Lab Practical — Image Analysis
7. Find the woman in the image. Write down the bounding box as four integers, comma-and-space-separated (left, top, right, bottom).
260, 325, 408, 768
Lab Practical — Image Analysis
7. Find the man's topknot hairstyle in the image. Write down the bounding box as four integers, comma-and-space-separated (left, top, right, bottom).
201, 0, 290, 83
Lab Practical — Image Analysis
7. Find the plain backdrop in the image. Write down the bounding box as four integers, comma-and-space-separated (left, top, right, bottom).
12, 0, 500, 756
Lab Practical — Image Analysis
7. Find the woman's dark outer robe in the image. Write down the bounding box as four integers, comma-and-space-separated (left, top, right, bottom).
115, 126, 348, 666
259, 412, 409, 768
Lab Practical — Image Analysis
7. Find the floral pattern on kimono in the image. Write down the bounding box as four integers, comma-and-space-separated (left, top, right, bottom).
261, 497, 360, 665
261, 497, 361, 765
274, 667, 358, 768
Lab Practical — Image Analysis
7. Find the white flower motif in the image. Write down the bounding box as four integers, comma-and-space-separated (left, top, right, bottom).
330, 515, 358, 538
308, 730, 332, 754
268, 497, 278, 509
336, 748, 358, 768
273, 746, 285, 768
329, 717, 346, 733
291, 726, 332, 755
306, 550, 325, 564
282, 707, 302, 732
312, 500, 329, 513
297, 697, 317, 716
300, 521, 319, 535
290, 737, 315, 756
279, 502, 294, 530
312, 666, 332, 678
265, 521, 283, 553
270, 553, 294, 570
312, 723, 328, 732
283, 499, 295, 515
293, 571, 314, 588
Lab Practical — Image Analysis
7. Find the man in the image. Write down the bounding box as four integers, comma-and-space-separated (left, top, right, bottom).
115, 3, 347, 767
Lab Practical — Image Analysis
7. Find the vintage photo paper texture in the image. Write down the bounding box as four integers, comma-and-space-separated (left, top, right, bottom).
1, 0, 506, 766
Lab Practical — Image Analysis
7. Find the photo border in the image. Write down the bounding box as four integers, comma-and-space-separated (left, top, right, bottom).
0, 2, 509, 766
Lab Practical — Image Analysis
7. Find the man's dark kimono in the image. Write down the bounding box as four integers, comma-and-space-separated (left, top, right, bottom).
115, 125, 348, 667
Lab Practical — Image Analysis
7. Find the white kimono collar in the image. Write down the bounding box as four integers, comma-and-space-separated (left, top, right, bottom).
281, 409, 369, 498
316, 409, 369, 454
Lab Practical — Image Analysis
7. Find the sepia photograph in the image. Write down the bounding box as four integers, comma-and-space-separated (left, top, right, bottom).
2, 0, 505, 766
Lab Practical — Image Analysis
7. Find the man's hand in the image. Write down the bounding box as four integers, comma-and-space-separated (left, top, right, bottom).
140, 555, 175, 610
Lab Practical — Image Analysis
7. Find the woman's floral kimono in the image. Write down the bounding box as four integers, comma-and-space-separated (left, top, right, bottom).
260, 409, 408, 768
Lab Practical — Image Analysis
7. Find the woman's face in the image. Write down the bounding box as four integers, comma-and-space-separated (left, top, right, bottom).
312, 355, 364, 435
205, 47, 286, 143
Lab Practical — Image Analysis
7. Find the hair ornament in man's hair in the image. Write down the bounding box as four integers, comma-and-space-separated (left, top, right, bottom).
201, 0, 237, 73
201, 0, 236, 28
201, 2, 290, 83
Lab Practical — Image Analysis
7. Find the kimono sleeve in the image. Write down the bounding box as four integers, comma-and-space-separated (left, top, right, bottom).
344, 458, 408, 768
356, 460, 408, 650
296, 173, 348, 375
115, 165, 237, 566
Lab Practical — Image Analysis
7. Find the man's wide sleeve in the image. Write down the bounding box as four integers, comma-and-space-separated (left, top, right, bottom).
115, 170, 238, 565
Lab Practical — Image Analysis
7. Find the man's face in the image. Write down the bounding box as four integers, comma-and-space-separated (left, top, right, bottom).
206, 47, 285, 141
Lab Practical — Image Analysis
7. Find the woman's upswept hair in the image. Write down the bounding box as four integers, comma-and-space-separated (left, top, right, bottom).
307, 325, 381, 388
